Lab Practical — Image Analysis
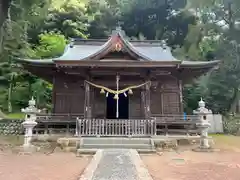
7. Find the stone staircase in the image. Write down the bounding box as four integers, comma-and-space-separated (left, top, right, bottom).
77, 137, 156, 155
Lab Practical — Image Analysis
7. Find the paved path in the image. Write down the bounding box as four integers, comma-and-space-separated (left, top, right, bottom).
79, 149, 153, 180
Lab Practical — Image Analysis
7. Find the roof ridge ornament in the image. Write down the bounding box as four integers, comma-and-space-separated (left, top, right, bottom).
111, 22, 126, 37
116, 25, 122, 31
69, 39, 74, 48
161, 40, 167, 50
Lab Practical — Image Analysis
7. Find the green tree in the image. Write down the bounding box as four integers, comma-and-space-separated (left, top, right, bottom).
0, 0, 51, 112
30, 32, 67, 110
185, 0, 240, 114
42, 0, 89, 39
34, 32, 67, 58
87, 0, 197, 47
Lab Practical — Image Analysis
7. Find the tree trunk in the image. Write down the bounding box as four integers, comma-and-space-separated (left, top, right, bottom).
229, 86, 240, 113
0, 0, 12, 53
227, 2, 234, 31
7, 83, 12, 113
7, 73, 14, 113
0, 0, 11, 27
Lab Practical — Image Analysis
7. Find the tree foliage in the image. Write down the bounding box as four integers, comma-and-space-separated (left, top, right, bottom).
34, 32, 67, 58
183, 0, 240, 114
0, 0, 239, 116
42, 0, 89, 39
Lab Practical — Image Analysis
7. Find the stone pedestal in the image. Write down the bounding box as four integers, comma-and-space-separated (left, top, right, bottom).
22, 121, 37, 150
20, 97, 40, 153
193, 98, 217, 152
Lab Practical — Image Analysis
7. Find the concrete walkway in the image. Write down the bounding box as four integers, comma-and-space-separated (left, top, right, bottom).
79, 149, 153, 180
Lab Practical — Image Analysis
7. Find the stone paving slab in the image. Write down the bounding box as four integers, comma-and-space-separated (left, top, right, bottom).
79, 149, 153, 180
79, 150, 103, 180
129, 149, 154, 180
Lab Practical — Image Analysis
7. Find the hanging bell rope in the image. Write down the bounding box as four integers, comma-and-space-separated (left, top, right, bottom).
85, 80, 150, 95
128, 89, 133, 94
113, 94, 119, 99
100, 88, 105, 94
85, 79, 151, 119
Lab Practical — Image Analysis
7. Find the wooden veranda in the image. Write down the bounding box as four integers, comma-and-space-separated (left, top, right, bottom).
34, 114, 200, 136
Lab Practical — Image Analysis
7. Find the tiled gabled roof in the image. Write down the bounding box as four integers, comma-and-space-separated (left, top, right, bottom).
54, 26, 178, 62
13, 27, 220, 69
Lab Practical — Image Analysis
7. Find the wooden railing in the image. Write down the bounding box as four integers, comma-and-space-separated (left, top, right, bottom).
36, 113, 84, 123
152, 114, 200, 135
152, 114, 200, 123
76, 118, 156, 136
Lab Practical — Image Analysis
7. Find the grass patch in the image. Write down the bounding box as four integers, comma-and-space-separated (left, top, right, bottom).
6, 113, 25, 120
209, 133, 226, 137
211, 134, 240, 150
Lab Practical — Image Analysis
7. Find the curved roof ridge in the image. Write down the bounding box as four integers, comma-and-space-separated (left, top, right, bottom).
128, 41, 179, 62
181, 59, 220, 64
118, 33, 152, 61
54, 43, 73, 61
80, 37, 113, 60
64, 43, 71, 53
180, 59, 220, 67
117, 34, 179, 62
54, 36, 113, 61
13, 57, 53, 64
52, 43, 72, 60
54, 31, 155, 61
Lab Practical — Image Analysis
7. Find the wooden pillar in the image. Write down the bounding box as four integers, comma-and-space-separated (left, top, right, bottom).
44, 124, 48, 134
141, 88, 147, 118
84, 82, 91, 119
145, 82, 151, 119
52, 76, 56, 113
179, 79, 184, 113
66, 124, 70, 135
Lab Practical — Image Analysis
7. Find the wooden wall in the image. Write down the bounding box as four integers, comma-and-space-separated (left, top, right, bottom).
53, 74, 85, 114
52, 73, 182, 117
129, 89, 144, 118
92, 88, 106, 118
151, 76, 182, 115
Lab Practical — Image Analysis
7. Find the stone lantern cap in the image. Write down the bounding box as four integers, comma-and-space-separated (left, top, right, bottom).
198, 98, 205, 108
193, 98, 212, 115
28, 97, 36, 106
21, 97, 41, 114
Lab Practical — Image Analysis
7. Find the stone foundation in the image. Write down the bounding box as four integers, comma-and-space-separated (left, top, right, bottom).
0, 119, 24, 135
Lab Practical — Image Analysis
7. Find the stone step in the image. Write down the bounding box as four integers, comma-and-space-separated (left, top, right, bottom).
76, 148, 156, 156
81, 143, 153, 149
81, 137, 151, 145
137, 148, 156, 154
77, 148, 98, 155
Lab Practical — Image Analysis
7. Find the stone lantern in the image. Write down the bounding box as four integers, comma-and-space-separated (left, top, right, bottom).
193, 98, 212, 150
21, 97, 40, 151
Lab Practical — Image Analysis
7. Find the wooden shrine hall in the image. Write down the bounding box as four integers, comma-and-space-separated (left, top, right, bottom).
16, 27, 219, 136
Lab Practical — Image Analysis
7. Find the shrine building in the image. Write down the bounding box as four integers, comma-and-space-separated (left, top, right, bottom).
16, 27, 219, 136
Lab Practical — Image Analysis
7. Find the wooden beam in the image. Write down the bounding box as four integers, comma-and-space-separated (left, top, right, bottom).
89, 80, 157, 87
57, 66, 187, 78
55, 60, 179, 67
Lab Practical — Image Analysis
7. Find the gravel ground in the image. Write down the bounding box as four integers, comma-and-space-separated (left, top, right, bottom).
142, 151, 240, 180
0, 152, 91, 180
91, 149, 138, 180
